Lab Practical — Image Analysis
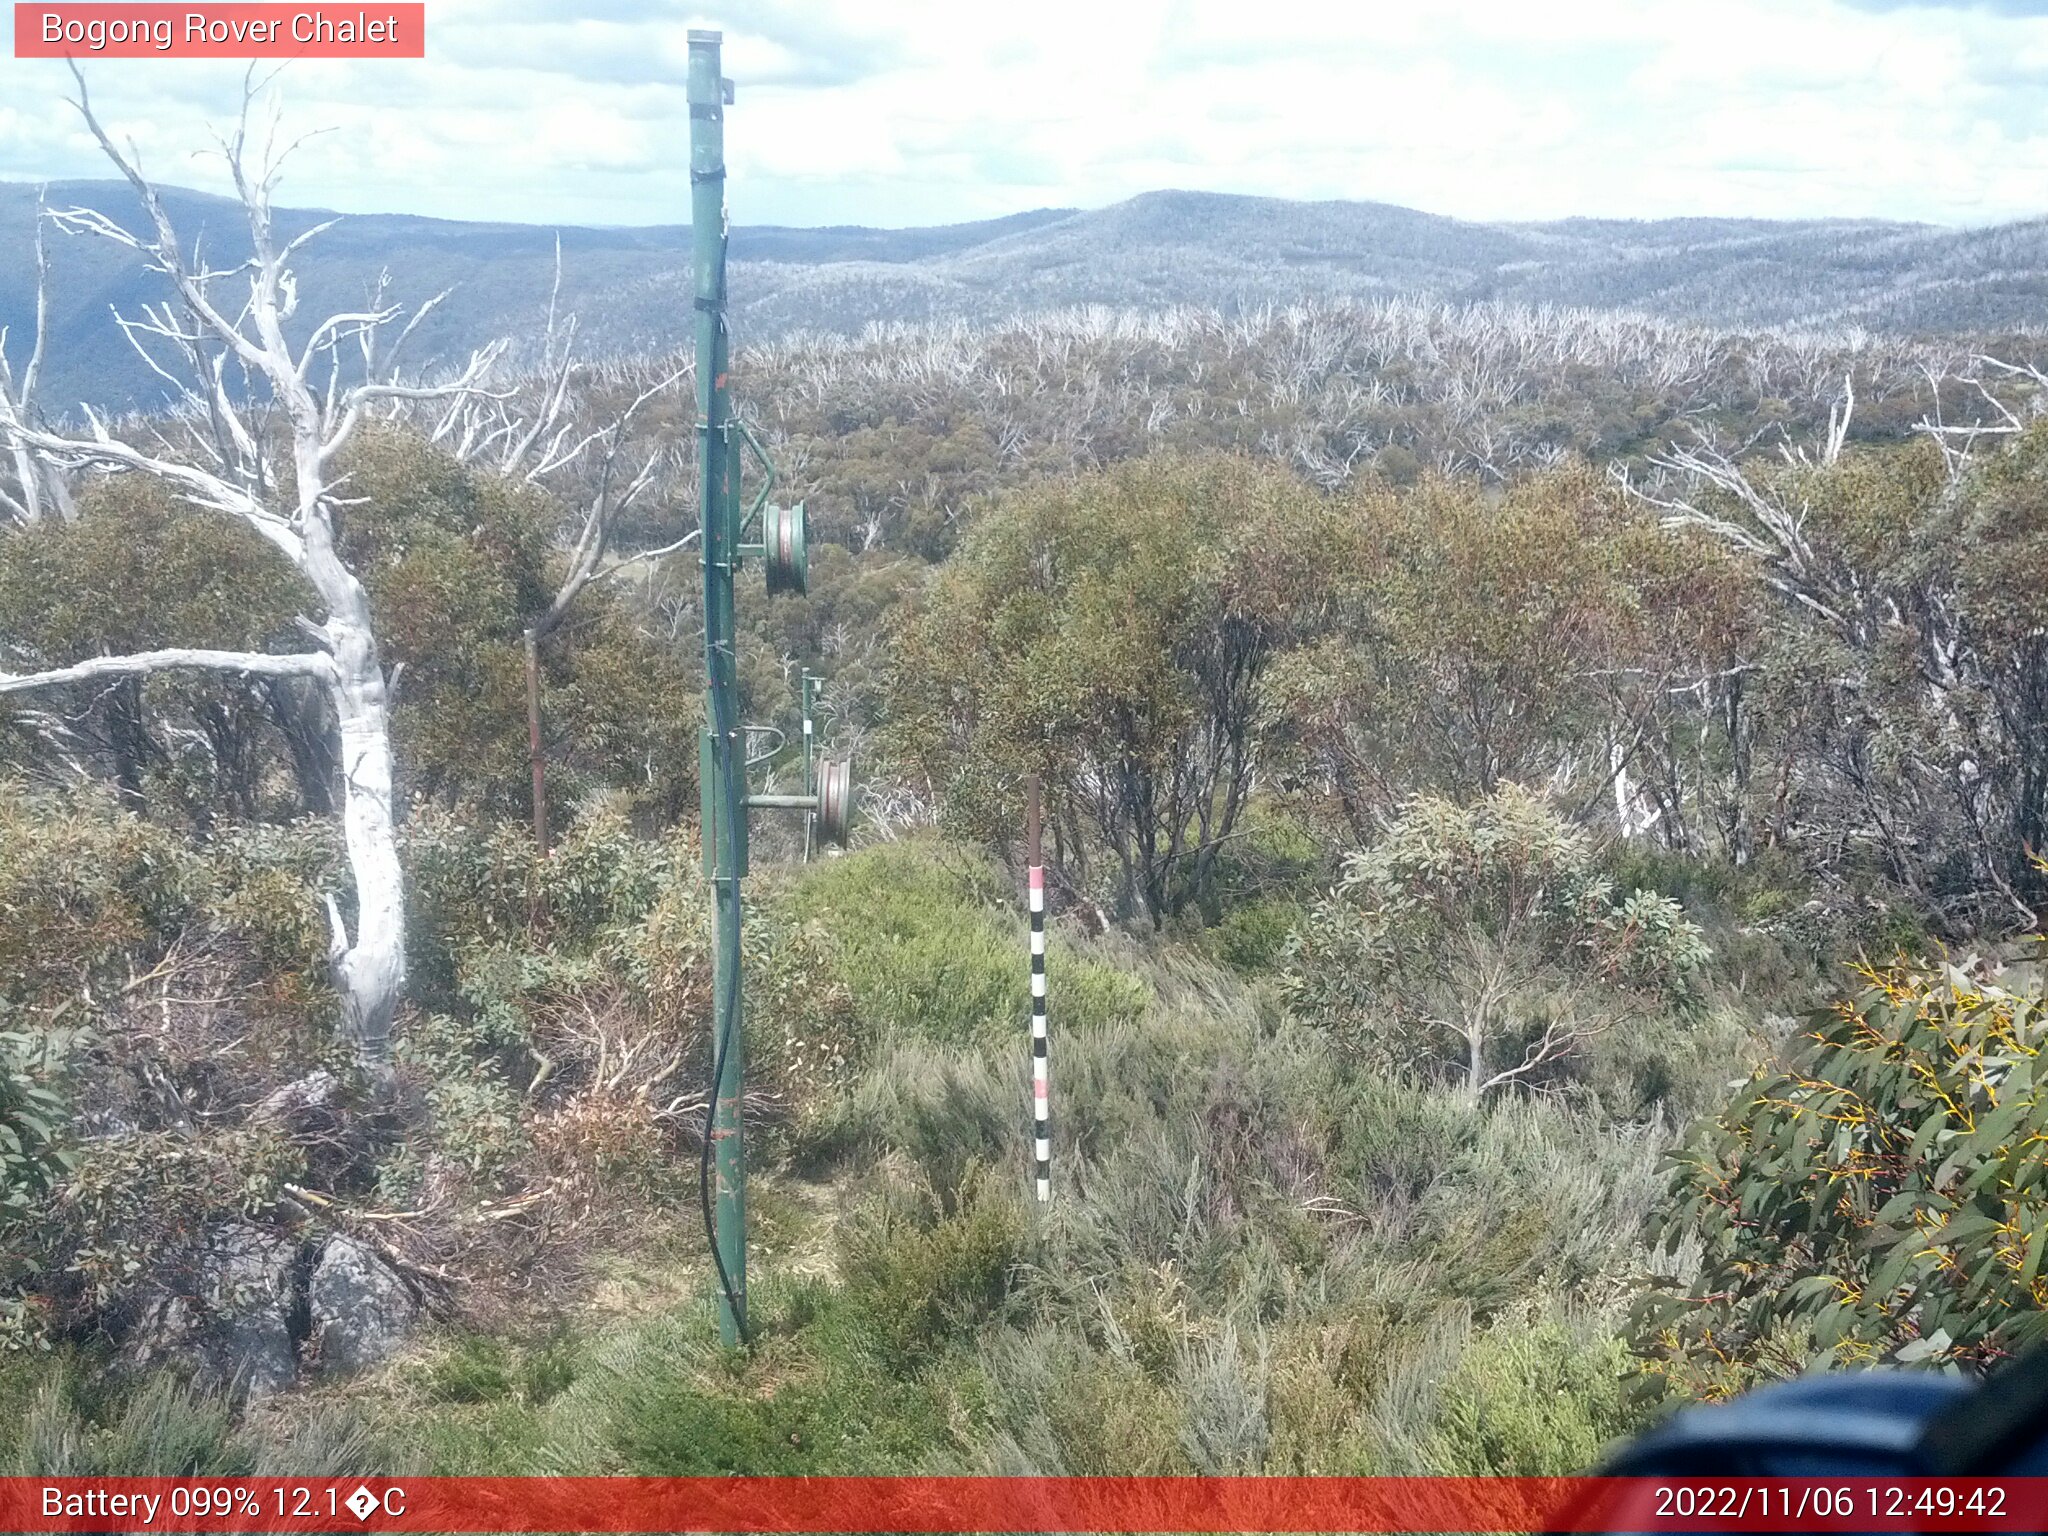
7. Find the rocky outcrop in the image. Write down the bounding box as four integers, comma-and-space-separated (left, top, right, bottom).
126, 1221, 301, 1401
249, 1069, 343, 1133
123, 1222, 419, 1394
307, 1233, 418, 1375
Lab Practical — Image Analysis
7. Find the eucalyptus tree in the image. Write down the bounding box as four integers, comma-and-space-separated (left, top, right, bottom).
1638, 950, 2048, 1388
891, 454, 1342, 923
0, 79, 503, 1067
430, 262, 689, 850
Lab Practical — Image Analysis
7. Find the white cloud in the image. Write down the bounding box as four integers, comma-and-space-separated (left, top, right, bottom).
1, 0, 2044, 228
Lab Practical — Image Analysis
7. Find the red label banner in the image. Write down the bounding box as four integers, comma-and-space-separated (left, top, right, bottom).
4, 1476, 2048, 1533
13, 4, 425, 57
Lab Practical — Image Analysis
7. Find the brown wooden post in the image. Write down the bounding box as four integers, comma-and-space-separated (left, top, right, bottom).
524, 628, 548, 854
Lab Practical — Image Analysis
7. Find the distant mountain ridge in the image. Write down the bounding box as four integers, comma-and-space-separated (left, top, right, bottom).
2, 180, 2044, 413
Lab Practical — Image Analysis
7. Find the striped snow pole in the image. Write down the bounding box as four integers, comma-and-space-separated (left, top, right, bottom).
1027, 774, 1050, 1202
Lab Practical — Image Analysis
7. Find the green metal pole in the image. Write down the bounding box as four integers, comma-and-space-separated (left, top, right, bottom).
689, 28, 747, 1348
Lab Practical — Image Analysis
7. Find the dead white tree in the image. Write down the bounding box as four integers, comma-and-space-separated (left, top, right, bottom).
1914, 354, 2048, 481
0, 74, 504, 1068
0, 190, 73, 526
1616, 424, 1863, 640
1617, 410, 2038, 928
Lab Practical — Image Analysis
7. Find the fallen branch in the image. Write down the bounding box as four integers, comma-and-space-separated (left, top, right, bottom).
281, 1182, 466, 1314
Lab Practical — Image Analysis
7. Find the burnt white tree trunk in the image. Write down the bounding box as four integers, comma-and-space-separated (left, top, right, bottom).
305, 515, 407, 1059
0, 188, 72, 527
0, 74, 502, 1067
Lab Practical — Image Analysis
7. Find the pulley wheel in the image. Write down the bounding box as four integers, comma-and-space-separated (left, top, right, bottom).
815, 756, 853, 848
764, 501, 808, 596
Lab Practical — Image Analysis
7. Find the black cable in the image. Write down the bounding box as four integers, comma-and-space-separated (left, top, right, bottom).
697, 861, 747, 1345
698, 647, 749, 1345
696, 295, 749, 1346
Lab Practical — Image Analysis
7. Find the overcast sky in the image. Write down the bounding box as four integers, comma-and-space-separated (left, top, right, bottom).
3, 0, 2046, 230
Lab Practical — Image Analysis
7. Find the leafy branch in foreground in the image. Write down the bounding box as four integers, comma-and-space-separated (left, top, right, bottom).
1635, 951, 2048, 1398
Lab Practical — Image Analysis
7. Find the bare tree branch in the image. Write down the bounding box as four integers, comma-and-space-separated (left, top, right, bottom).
0, 648, 335, 693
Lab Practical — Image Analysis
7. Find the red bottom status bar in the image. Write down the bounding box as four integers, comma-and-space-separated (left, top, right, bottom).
7, 1476, 2048, 1534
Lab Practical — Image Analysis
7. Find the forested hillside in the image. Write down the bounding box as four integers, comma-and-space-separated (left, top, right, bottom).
8, 178, 2048, 413
5, 155, 2048, 1480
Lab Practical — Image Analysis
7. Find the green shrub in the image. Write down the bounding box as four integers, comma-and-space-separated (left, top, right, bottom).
0, 1025, 75, 1346
838, 1179, 1028, 1365
745, 910, 861, 1127
0, 479, 303, 824
888, 456, 1345, 923
1203, 897, 1304, 977
779, 839, 1147, 1047
612, 1374, 824, 1474
401, 810, 551, 1003
601, 1289, 964, 1475
537, 803, 671, 942
1283, 786, 1708, 1101
1194, 800, 1328, 922
208, 819, 340, 976
396, 806, 723, 1182
403, 800, 688, 1010
398, 1013, 527, 1180
0, 1028, 72, 1223
1602, 844, 1831, 1006
49, 1127, 304, 1323
1426, 1310, 1641, 1474
0, 787, 203, 1012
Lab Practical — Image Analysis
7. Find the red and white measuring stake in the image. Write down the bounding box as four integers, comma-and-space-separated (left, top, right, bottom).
1027, 775, 1050, 1203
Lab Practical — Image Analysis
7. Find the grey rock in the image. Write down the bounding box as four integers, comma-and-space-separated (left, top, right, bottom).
249, 1069, 343, 1131
308, 1234, 417, 1375
127, 1221, 301, 1401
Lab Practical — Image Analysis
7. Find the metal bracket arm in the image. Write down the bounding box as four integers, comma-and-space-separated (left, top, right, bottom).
731, 419, 777, 541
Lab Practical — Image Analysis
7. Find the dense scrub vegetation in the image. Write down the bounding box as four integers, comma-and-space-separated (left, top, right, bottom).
4, 293, 2047, 1476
